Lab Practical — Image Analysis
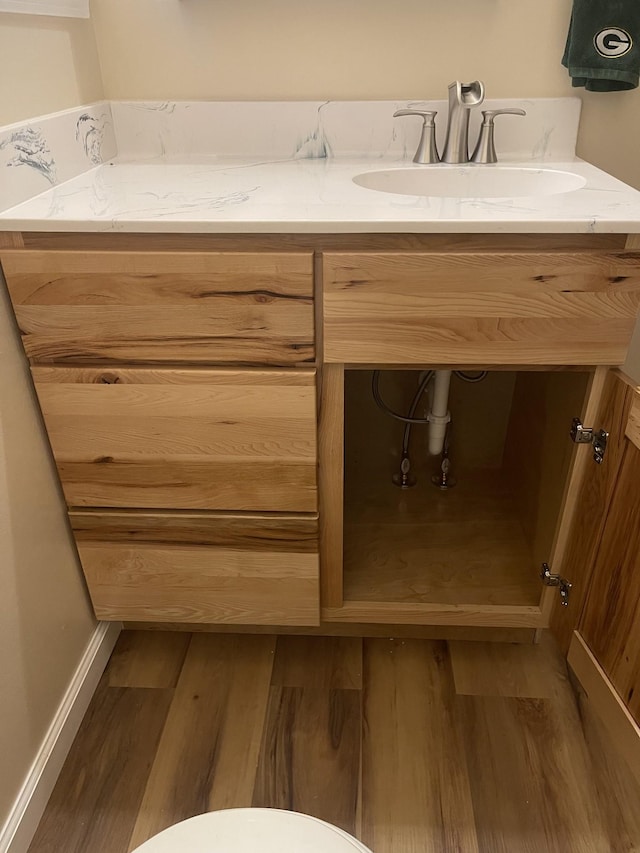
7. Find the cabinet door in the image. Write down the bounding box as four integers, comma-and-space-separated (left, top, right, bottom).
554, 373, 640, 784
31, 366, 317, 512
548, 370, 635, 651
578, 431, 640, 720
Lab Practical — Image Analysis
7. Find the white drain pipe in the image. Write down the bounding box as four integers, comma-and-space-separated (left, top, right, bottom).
428, 370, 452, 455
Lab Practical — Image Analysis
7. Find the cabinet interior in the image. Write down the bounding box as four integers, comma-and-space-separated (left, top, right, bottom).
343, 368, 591, 610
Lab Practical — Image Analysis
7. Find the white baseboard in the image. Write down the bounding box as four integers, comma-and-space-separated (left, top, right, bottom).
0, 621, 122, 853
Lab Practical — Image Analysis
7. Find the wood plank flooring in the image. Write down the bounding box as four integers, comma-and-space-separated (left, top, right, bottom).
28, 631, 640, 853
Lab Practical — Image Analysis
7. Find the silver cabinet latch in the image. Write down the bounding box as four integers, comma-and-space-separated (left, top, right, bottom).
570, 418, 609, 464
541, 563, 572, 606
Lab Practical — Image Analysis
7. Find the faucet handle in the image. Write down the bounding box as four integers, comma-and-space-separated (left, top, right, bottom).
393, 110, 439, 164
471, 108, 526, 164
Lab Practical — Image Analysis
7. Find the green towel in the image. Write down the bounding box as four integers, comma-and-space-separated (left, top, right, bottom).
563, 0, 640, 91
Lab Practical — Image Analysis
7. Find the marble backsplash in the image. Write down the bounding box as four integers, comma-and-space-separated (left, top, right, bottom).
0, 102, 116, 213
0, 97, 581, 214
111, 98, 581, 162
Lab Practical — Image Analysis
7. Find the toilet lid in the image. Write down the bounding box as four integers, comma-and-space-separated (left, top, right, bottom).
130, 808, 374, 853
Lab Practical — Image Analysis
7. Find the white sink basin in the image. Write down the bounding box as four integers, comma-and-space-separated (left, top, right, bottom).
352, 166, 587, 199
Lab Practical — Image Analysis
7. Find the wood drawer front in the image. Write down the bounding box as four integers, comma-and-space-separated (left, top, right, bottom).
2, 250, 314, 365
70, 511, 320, 625
323, 252, 640, 364
32, 367, 317, 512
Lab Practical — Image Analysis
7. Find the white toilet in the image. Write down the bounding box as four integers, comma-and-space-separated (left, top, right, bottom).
130, 807, 374, 852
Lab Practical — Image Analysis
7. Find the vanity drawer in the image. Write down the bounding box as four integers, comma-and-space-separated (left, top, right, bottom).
32, 366, 317, 512
322, 251, 640, 365
70, 510, 320, 625
2, 250, 314, 365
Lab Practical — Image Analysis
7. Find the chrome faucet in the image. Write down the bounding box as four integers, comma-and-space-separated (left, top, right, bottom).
441, 80, 485, 164
393, 80, 527, 166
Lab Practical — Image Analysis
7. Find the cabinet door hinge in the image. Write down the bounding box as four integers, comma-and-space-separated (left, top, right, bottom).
541, 562, 572, 606
570, 418, 608, 464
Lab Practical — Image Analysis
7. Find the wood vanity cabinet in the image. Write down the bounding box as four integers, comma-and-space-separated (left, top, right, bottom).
1, 232, 640, 650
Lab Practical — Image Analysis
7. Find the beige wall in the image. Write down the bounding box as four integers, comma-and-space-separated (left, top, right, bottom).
0, 7, 103, 831
0, 12, 104, 125
91, 0, 575, 101
578, 92, 640, 188
0, 276, 97, 823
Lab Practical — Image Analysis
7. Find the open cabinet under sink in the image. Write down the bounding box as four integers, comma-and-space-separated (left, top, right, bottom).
324, 366, 593, 628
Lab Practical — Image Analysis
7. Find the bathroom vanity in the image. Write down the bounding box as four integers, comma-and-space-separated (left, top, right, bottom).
1, 229, 639, 647
2, 96, 640, 775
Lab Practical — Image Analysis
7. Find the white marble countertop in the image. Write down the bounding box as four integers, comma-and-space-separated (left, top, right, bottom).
2, 155, 640, 234
2, 98, 639, 235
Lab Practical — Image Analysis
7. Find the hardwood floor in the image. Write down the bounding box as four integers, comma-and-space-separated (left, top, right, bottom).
28, 631, 640, 853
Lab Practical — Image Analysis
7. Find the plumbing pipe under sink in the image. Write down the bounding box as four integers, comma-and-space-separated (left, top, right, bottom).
428, 370, 452, 455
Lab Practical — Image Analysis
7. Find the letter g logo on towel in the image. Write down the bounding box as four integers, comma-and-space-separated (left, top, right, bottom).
594, 27, 633, 58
